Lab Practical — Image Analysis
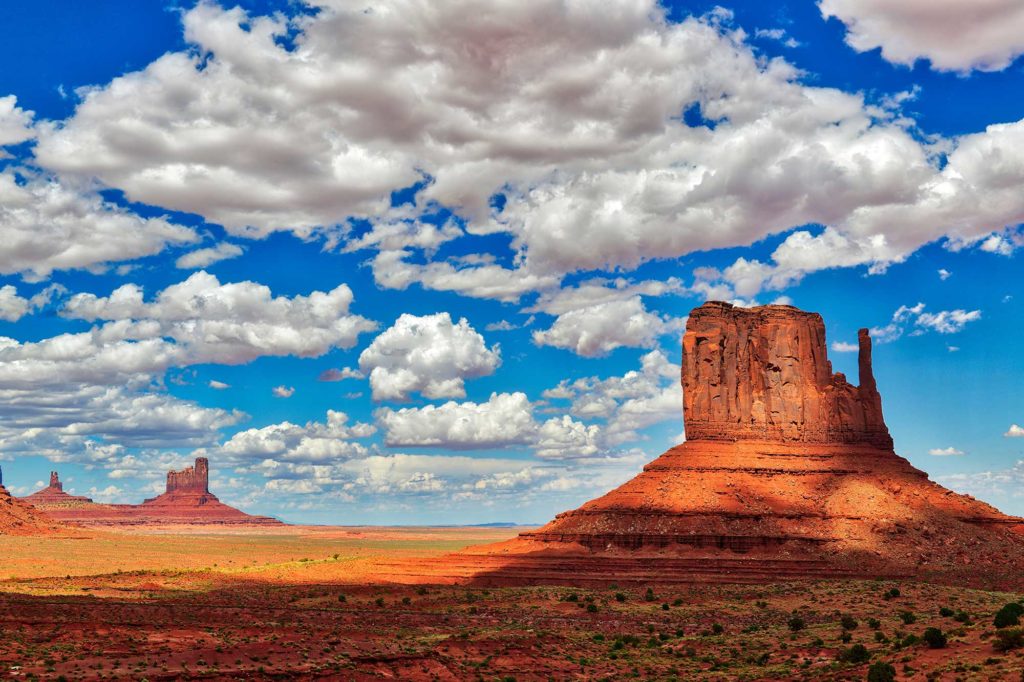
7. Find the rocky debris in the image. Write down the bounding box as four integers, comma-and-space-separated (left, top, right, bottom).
417, 301, 1024, 587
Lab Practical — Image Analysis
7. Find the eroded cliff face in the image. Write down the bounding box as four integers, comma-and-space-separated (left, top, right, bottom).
682, 302, 891, 448
165, 457, 210, 495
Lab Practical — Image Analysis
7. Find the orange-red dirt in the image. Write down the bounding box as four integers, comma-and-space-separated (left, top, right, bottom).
389, 302, 1024, 588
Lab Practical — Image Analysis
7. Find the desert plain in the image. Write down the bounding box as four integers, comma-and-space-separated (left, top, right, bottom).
0, 524, 1022, 681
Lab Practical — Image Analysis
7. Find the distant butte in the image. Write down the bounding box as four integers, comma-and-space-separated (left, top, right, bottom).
24, 471, 94, 507
396, 302, 1024, 588
22, 458, 283, 528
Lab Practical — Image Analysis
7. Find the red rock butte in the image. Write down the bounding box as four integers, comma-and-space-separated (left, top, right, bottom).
23, 458, 283, 527
395, 302, 1024, 587
24, 471, 94, 507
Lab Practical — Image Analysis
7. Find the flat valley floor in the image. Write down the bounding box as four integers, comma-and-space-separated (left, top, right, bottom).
0, 526, 1022, 681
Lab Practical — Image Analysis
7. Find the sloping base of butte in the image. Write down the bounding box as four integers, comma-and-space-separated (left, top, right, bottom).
0, 483, 59, 536
390, 302, 1024, 588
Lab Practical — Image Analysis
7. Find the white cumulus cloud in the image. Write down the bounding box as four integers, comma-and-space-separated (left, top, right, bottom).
820, 0, 1024, 72
359, 312, 500, 401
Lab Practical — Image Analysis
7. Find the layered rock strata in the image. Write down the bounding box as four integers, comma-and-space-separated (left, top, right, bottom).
393, 302, 1024, 587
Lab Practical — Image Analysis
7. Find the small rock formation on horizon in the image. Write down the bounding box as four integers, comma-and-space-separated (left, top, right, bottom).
407, 301, 1024, 588
22, 458, 282, 527
24, 471, 94, 507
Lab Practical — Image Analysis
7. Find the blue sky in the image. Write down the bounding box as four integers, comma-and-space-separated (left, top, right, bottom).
0, 0, 1022, 524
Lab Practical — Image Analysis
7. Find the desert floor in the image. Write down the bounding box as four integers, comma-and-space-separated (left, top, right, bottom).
0, 526, 1022, 681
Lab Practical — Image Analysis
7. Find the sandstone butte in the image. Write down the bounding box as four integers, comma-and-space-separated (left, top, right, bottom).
0, 465, 58, 535
391, 302, 1024, 588
21, 457, 283, 528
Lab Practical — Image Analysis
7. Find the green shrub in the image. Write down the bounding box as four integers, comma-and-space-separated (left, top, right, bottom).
994, 603, 1024, 629
922, 627, 947, 649
838, 643, 871, 664
788, 616, 806, 632
899, 611, 916, 625
840, 631, 853, 643
866, 661, 896, 682
993, 627, 1024, 652
644, 587, 656, 602
938, 606, 954, 618
841, 615, 859, 630
867, 618, 880, 630
614, 592, 626, 602
587, 603, 598, 613
711, 623, 724, 635
883, 588, 901, 600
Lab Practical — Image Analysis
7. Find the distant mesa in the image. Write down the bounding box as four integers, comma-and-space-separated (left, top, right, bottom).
21, 458, 283, 528
394, 301, 1024, 588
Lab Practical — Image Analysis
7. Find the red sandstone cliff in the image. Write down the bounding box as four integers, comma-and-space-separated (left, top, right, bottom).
682, 303, 891, 447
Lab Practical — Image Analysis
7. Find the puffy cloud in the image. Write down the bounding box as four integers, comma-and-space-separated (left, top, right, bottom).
375, 392, 535, 449
0, 169, 198, 280
532, 296, 683, 357
928, 446, 964, 456
174, 242, 244, 269
870, 303, 981, 343
359, 312, 500, 401
831, 341, 858, 353
0, 285, 30, 322
318, 367, 363, 382
213, 410, 374, 463
542, 349, 681, 444
0, 95, 34, 147
35, 0, 1023, 290
271, 385, 295, 398
526, 277, 684, 316
820, 0, 1024, 72
342, 219, 462, 255
63, 270, 377, 365
208, 380, 230, 390
534, 415, 602, 460
369, 249, 560, 302
0, 382, 243, 452
1005, 424, 1024, 438
915, 309, 982, 334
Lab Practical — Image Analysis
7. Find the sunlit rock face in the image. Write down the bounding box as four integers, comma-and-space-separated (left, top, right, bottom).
682, 302, 890, 448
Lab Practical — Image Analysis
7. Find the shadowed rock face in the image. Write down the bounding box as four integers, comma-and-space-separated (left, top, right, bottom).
682, 302, 891, 448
